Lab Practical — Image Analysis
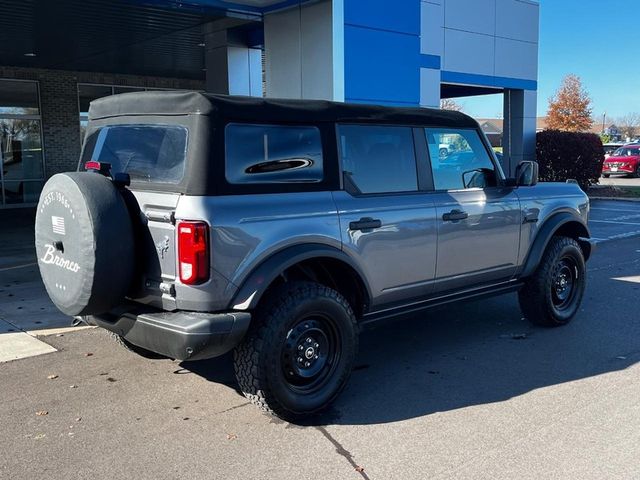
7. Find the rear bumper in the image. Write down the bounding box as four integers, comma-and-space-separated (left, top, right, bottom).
89, 305, 251, 361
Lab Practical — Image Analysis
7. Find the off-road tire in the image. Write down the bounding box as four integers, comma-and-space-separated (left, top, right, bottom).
519, 236, 586, 327
234, 282, 358, 421
109, 332, 166, 359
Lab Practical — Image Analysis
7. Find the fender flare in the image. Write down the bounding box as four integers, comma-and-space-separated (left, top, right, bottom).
228, 243, 372, 311
520, 211, 592, 278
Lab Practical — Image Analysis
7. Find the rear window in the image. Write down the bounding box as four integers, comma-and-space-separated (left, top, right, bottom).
225, 123, 323, 184
84, 125, 188, 184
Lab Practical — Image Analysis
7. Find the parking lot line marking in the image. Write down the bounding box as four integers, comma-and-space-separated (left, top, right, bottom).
590, 207, 640, 213
612, 275, 640, 284
590, 220, 640, 226
0, 262, 37, 272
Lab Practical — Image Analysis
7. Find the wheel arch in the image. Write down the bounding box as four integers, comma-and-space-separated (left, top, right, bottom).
521, 211, 592, 278
228, 244, 372, 318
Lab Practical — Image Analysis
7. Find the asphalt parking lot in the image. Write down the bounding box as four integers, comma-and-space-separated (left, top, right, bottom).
1, 199, 639, 479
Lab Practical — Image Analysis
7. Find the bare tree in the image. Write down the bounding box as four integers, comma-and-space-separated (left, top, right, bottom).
617, 113, 640, 140
440, 98, 463, 112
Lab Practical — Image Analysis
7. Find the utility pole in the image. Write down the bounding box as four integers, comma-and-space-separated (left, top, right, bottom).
602, 112, 606, 134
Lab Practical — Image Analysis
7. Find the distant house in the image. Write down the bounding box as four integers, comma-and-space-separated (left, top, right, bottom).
477, 117, 547, 147
478, 117, 634, 145
477, 119, 504, 147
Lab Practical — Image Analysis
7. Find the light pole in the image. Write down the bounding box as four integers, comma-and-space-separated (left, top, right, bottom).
602, 112, 606, 135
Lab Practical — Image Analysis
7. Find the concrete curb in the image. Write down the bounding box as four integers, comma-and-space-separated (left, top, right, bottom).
29, 325, 96, 337
589, 196, 640, 203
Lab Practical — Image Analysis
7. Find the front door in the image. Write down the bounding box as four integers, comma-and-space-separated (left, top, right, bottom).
423, 127, 521, 293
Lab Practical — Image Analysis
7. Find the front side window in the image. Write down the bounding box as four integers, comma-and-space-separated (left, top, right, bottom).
425, 128, 496, 191
84, 125, 188, 184
337, 125, 418, 194
225, 124, 323, 184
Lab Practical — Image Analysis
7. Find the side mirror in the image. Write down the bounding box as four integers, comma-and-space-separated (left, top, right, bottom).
462, 168, 493, 189
515, 161, 539, 187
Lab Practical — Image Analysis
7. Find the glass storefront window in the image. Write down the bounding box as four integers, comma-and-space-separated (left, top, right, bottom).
0, 79, 44, 206
3, 180, 44, 204
0, 80, 40, 115
78, 84, 166, 141
1, 119, 44, 180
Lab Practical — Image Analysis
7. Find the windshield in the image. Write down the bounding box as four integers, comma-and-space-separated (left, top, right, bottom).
83, 124, 188, 184
612, 147, 640, 157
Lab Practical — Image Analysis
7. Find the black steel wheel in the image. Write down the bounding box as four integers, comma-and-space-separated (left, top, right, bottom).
519, 236, 586, 327
234, 282, 358, 421
281, 316, 341, 393
551, 258, 578, 311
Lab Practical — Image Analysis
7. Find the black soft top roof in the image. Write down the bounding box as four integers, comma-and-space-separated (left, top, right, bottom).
88, 90, 478, 128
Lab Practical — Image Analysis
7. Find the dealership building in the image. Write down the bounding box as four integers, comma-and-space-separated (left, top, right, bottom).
0, 0, 538, 207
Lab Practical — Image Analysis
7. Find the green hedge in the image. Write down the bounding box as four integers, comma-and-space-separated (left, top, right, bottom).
536, 130, 604, 188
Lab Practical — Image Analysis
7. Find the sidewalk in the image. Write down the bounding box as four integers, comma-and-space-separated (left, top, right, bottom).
0, 208, 76, 362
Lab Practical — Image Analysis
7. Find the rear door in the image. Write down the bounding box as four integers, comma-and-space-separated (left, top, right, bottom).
422, 127, 521, 293
81, 123, 189, 310
333, 124, 438, 308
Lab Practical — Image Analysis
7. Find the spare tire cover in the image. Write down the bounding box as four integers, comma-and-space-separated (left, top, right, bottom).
35, 172, 135, 316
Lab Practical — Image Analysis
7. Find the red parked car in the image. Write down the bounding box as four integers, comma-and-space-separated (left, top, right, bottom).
602, 145, 640, 178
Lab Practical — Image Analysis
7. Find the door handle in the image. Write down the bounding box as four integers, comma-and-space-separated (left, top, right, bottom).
349, 217, 382, 231
442, 209, 468, 222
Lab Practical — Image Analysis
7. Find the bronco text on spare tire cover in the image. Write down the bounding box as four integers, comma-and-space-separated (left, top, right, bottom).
35, 172, 134, 316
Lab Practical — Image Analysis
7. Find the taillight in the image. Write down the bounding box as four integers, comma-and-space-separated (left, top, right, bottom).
177, 221, 209, 285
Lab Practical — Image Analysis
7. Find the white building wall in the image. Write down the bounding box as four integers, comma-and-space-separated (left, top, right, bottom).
264, 0, 342, 100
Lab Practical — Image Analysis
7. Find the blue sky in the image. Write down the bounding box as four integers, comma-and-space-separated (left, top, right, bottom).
460, 0, 640, 121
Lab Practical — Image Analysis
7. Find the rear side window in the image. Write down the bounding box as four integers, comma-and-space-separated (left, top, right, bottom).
337, 125, 418, 194
225, 124, 323, 184
85, 125, 187, 184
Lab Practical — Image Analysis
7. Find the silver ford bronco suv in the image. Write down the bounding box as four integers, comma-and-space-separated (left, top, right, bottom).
36, 91, 595, 420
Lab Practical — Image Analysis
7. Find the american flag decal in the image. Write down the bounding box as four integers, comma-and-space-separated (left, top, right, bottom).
51, 216, 66, 235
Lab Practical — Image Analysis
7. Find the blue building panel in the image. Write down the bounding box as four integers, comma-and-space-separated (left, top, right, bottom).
345, 25, 420, 105
344, 0, 420, 36
441, 71, 537, 91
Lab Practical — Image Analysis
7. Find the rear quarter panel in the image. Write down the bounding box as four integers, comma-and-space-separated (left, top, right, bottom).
175, 192, 341, 311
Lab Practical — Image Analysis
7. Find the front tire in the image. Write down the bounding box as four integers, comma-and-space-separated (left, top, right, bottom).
234, 282, 358, 421
633, 165, 640, 178
602, 174, 610, 178
519, 236, 586, 327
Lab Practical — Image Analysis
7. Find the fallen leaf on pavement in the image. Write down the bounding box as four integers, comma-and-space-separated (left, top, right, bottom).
69, 385, 77, 389
85, 353, 93, 357
355, 466, 365, 473
227, 433, 237, 440
47, 374, 58, 380
34, 433, 46, 439
75, 417, 82, 422
35, 411, 48, 416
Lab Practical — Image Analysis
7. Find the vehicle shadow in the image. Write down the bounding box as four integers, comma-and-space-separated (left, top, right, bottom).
183, 266, 639, 426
